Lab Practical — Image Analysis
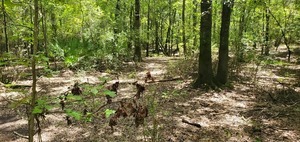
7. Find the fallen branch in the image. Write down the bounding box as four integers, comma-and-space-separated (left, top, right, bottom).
13, 131, 29, 139
148, 77, 183, 83
6, 84, 32, 89
13, 129, 40, 139
182, 119, 201, 128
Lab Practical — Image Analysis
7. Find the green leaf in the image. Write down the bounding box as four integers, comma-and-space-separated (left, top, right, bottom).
36, 99, 46, 105
66, 109, 82, 120
91, 88, 98, 95
104, 90, 116, 97
105, 109, 116, 118
85, 112, 93, 122
4, 0, 19, 7
32, 107, 43, 114
44, 105, 53, 111
67, 95, 82, 101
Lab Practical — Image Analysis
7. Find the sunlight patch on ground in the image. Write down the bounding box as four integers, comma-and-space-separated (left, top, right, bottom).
40, 125, 83, 142
215, 114, 250, 127
280, 131, 299, 141
0, 92, 23, 99
0, 119, 27, 131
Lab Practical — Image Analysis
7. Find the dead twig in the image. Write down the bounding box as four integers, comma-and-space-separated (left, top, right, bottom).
182, 119, 201, 128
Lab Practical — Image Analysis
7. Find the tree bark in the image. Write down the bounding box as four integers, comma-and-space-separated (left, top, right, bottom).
41, 4, 49, 66
264, 0, 270, 55
182, 0, 186, 56
192, 0, 198, 49
164, 0, 172, 56
2, 0, 8, 53
127, 5, 133, 50
114, 0, 121, 37
193, 0, 214, 88
216, 0, 234, 85
146, 0, 150, 57
29, 0, 39, 141
133, 0, 142, 61
50, 12, 57, 41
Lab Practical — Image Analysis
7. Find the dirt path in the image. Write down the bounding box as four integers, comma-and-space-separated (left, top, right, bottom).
0, 57, 299, 142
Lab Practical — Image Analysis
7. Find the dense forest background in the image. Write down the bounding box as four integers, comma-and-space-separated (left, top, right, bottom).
0, 0, 300, 141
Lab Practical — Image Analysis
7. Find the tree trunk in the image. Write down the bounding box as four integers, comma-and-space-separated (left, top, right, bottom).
182, 0, 186, 56
193, 0, 214, 88
192, 0, 198, 49
264, 1, 270, 55
237, 5, 246, 61
164, 0, 172, 56
41, 4, 49, 66
29, 0, 39, 141
2, 0, 8, 53
114, 0, 121, 37
127, 5, 133, 50
146, 0, 150, 57
261, 10, 265, 55
50, 12, 57, 41
133, 0, 142, 61
216, 0, 234, 85
155, 20, 159, 53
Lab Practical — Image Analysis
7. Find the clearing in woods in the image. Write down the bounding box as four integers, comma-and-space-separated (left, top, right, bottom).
0, 56, 300, 141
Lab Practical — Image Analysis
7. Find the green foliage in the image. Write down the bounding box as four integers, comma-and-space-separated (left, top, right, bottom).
49, 43, 64, 60
104, 109, 116, 118
104, 90, 116, 97
33, 99, 53, 114
66, 109, 82, 120
66, 94, 83, 101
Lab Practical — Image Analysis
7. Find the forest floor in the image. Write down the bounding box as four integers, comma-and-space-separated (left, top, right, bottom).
1, 48, 300, 142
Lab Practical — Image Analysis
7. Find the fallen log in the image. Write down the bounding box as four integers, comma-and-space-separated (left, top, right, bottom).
148, 77, 183, 83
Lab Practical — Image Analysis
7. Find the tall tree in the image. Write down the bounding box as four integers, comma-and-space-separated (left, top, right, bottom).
194, 0, 214, 88
146, 0, 150, 57
216, 0, 234, 85
41, 4, 48, 65
182, 0, 186, 55
114, 0, 121, 36
2, 0, 8, 53
29, 0, 39, 141
133, 0, 142, 61
192, 0, 198, 49
264, 0, 270, 55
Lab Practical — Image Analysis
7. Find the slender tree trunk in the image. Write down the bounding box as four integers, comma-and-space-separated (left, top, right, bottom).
164, 0, 172, 56
114, 0, 120, 38
212, 0, 217, 43
216, 0, 234, 85
29, 0, 39, 141
155, 20, 159, 53
182, 0, 186, 56
50, 12, 57, 41
127, 5, 133, 50
41, 4, 48, 66
193, 0, 214, 88
146, 0, 150, 57
133, 0, 142, 61
237, 5, 246, 61
264, 1, 270, 55
261, 10, 265, 55
192, 0, 198, 49
2, 0, 8, 52
170, 10, 176, 56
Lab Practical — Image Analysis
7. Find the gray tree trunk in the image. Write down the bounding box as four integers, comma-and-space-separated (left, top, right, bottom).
216, 0, 234, 85
193, 0, 214, 88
